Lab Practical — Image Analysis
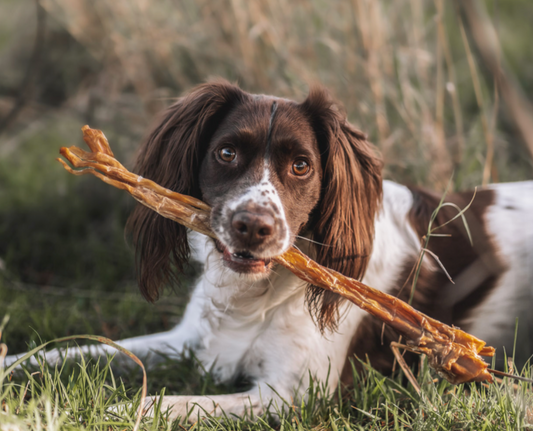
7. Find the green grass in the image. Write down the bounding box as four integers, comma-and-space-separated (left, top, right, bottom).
2, 338, 532, 430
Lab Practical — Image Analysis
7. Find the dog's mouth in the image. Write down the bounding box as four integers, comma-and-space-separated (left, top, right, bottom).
215, 240, 273, 274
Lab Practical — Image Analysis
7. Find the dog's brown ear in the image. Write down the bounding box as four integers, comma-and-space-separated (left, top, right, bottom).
300, 86, 383, 331
126, 80, 248, 302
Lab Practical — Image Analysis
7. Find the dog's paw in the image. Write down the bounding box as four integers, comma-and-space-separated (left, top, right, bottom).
111, 394, 266, 423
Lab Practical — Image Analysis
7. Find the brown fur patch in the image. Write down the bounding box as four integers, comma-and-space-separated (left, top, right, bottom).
126, 80, 249, 302
300, 87, 383, 332
341, 187, 506, 382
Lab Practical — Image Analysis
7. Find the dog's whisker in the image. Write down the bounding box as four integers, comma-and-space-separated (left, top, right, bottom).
265, 276, 275, 291
268, 267, 281, 278
295, 235, 332, 247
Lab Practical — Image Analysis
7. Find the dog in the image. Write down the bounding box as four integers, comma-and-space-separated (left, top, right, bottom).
6, 80, 533, 421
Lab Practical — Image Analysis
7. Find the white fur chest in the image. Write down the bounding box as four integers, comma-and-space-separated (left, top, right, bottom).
183, 183, 423, 387
188, 239, 312, 382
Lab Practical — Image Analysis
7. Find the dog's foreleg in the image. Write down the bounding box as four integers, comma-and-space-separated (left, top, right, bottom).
2, 328, 191, 369
139, 386, 282, 423
4, 288, 207, 369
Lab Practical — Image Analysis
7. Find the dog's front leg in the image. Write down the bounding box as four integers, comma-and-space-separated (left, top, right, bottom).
4, 284, 208, 369
141, 386, 279, 423
3, 323, 197, 369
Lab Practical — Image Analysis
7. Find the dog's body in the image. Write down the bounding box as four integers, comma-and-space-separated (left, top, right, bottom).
6, 81, 533, 420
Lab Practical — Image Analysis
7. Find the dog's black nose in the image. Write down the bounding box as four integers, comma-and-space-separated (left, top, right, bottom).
231, 211, 275, 246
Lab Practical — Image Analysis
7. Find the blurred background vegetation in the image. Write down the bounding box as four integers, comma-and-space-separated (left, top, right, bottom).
1, 0, 532, 354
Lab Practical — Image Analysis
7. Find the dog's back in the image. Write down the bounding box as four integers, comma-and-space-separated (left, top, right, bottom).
475, 181, 533, 362
345, 180, 533, 376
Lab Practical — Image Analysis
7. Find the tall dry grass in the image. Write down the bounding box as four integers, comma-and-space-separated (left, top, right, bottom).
29, 0, 530, 190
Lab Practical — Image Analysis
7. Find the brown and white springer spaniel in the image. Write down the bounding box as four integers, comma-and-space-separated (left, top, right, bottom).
7, 80, 533, 420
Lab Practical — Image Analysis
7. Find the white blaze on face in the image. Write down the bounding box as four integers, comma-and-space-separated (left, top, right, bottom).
216, 163, 290, 256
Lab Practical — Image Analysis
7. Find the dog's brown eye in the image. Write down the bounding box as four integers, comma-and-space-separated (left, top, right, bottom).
292, 159, 310, 176
219, 147, 236, 163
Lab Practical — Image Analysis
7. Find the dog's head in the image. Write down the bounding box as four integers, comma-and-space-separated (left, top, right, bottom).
127, 80, 382, 330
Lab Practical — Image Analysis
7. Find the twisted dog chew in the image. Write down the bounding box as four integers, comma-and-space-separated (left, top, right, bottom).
58, 126, 495, 385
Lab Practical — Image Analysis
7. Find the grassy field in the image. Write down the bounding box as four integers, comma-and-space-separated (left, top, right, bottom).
1, 0, 533, 429
2, 336, 533, 430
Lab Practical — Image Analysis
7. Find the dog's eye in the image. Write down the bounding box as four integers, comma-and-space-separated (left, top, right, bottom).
219, 147, 236, 163
291, 159, 310, 176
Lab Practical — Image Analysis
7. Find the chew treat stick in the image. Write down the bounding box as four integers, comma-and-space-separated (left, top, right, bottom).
58, 127, 212, 237
276, 249, 495, 384
59, 126, 495, 385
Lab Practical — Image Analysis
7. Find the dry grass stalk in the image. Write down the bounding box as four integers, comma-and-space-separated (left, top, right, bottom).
460, 0, 533, 162
352, 0, 390, 145
458, 16, 496, 187
391, 342, 421, 395
58, 126, 496, 385
435, 0, 465, 169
